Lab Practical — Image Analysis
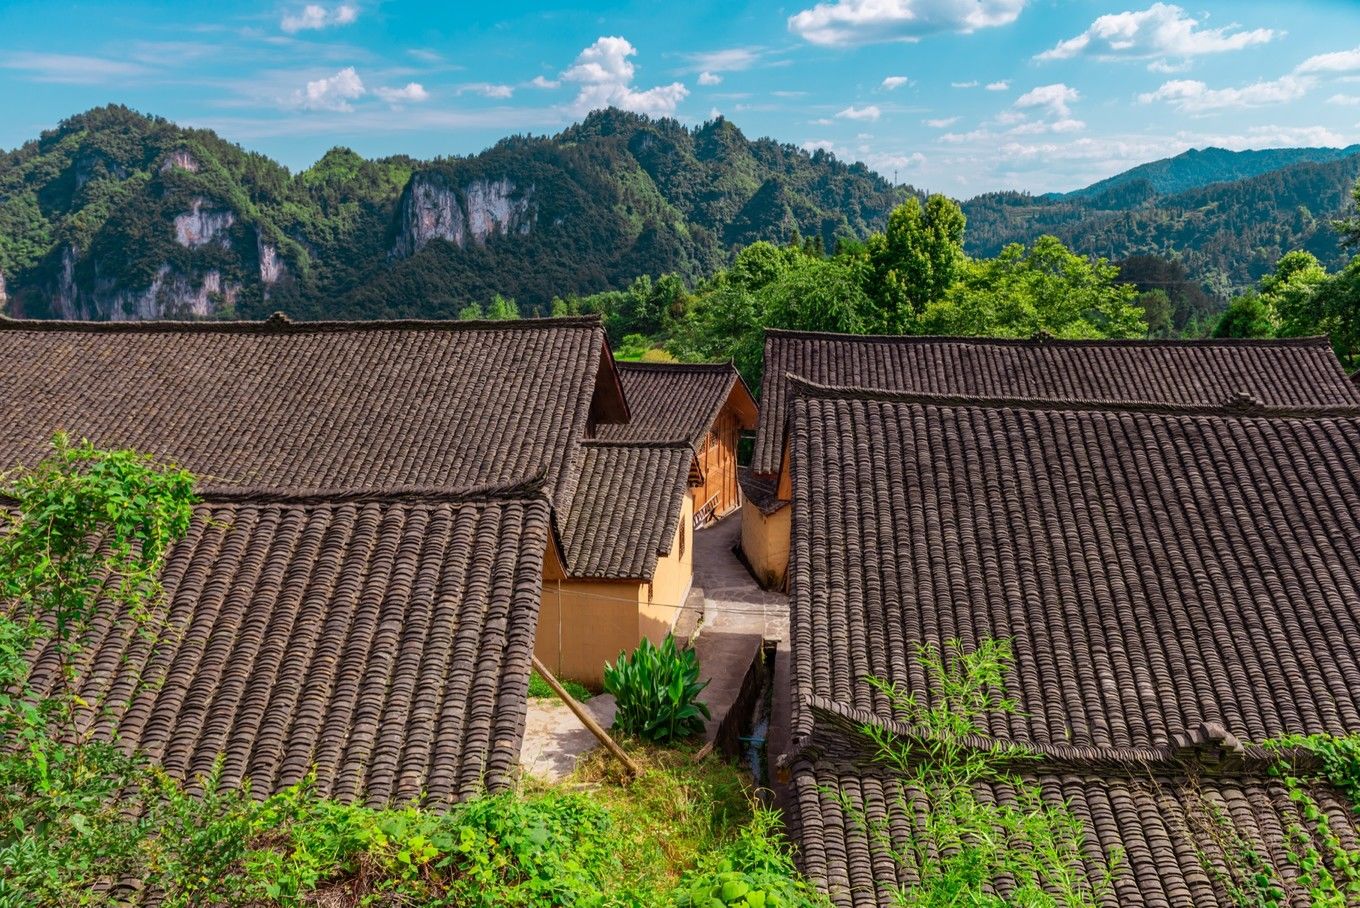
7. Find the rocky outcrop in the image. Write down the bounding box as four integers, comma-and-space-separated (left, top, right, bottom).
0, 269, 7, 310
257, 232, 285, 285
174, 198, 234, 248
392, 175, 534, 257
74, 151, 127, 189
51, 245, 238, 320
160, 149, 200, 173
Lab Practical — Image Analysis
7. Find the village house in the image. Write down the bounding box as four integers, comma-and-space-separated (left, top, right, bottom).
779, 376, 1360, 906
536, 361, 757, 684
0, 313, 748, 799
741, 328, 1360, 588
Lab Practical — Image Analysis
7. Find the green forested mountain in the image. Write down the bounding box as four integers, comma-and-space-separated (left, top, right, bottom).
0, 105, 906, 320
1058, 145, 1360, 200
965, 151, 1360, 295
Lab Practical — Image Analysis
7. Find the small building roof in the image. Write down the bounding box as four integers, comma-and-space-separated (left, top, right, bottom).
559, 440, 695, 580
0, 314, 626, 506
597, 361, 757, 448
26, 485, 552, 806
753, 329, 1360, 475
785, 379, 1360, 905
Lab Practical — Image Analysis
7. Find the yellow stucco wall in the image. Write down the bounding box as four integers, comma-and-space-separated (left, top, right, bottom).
740, 498, 791, 590
535, 495, 696, 687
640, 495, 694, 645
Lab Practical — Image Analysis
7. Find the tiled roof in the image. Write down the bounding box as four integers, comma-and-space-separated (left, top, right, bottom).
27, 487, 551, 806
0, 314, 625, 505
753, 329, 1360, 474
597, 362, 754, 447
560, 440, 694, 580
785, 380, 1360, 905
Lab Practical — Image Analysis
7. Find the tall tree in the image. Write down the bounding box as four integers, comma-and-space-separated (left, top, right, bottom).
861, 195, 966, 331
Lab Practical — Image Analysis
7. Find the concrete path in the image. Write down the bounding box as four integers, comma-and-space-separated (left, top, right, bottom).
690, 514, 789, 765
519, 693, 616, 782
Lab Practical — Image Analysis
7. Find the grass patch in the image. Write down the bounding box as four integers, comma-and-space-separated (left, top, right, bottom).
529, 670, 593, 702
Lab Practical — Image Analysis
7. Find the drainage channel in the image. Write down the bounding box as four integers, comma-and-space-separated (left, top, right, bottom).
738, 642, 777, 803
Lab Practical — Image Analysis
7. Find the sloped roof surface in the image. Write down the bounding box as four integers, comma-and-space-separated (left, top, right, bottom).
597, 362, 752, 447
754, 330, 1360, 473
0, 315, 617, 504
27, 490, 551, 806
560, 440, 693, 580
785, 381, 1360, 905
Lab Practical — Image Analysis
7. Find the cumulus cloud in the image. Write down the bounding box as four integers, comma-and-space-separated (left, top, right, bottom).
1330, 94, 1360, 106
1297, 46, 1360, 74
1138, 74, 1312, 112
281, 3, 358, 33
836, 104, 881, 121
788, 0, 1026, 46
698, 71, 722, 86
374, 82, 428, 105
292, 66, 365, 111
881, 75, 910, 90
951, 80, 979, 88
986, 80, 1009, 90
1015, 83, 1079, 117
1037, 3, 1274, 63
562, 36, 688, 116
459, 82, 514, 99
529, 75, 560, 89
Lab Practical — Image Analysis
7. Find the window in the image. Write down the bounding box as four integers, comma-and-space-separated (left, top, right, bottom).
680, 522, 686, 558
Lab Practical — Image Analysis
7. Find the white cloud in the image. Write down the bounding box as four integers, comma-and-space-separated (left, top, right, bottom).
788, 0, 1026, 46
281, 3, 358, 33
698, 71, 722, 86
802, 139, 838, 154
985, 80, 1009, 90
459, 82, 514, 99
836, 104, 881, 121
1138, 74, 1312, 112
811, 117, 834, 125
1297, 46, 1360, 74
529, 75, 560, 90
1330, 94, 1360, 107
562, 36, 689, 116
684, 47, 763, 73
292, 66, 365, 111
925, 116, 960, 127
881, 75, 910, 90
1037, 3, 1274, 63
0, 52, 148, 84
374, 82, 428, 105
951, 80, 979, 88
1015, 83, 1079, 117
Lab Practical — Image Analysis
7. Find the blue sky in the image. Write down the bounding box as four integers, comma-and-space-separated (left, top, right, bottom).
3, 0, 1360, 194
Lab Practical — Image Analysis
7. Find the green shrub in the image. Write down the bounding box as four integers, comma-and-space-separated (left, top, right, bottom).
604, 635, 711, 743
673, 807, 829, 907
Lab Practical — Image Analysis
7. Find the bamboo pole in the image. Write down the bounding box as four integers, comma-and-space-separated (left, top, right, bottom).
531, 654, 640, 778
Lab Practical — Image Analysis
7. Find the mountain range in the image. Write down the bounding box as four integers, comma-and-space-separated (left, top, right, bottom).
1, 105, 1357, 321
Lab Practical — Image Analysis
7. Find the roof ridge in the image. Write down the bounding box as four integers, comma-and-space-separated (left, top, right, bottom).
582, 437, 695, 450
0, 313, 606, 335
186, 473, 550, 505
792, 696, 1310, 779
614, 361, 736, 373
765, 327, 1334, 349
787, 374, 1360, 419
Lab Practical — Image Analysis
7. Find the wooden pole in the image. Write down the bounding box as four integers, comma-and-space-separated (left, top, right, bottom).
531, 653, 641, 778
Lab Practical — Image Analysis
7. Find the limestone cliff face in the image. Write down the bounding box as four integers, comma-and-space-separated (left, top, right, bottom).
174, 198, 235, 248
392, 174, 534, 258
51, 244, 239, 320
257, 232, 285, 285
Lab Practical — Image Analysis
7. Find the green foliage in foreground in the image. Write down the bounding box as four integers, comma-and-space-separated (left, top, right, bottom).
605, 634, 712, 744
850, 640, 1115, 908
0, 438, 821, 906
528, 670, 593, 702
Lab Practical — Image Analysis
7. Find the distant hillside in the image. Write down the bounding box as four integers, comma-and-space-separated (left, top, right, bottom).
0, 105, 907, 320
1058, 145, 1360, 200
965, 151, 1360, 293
